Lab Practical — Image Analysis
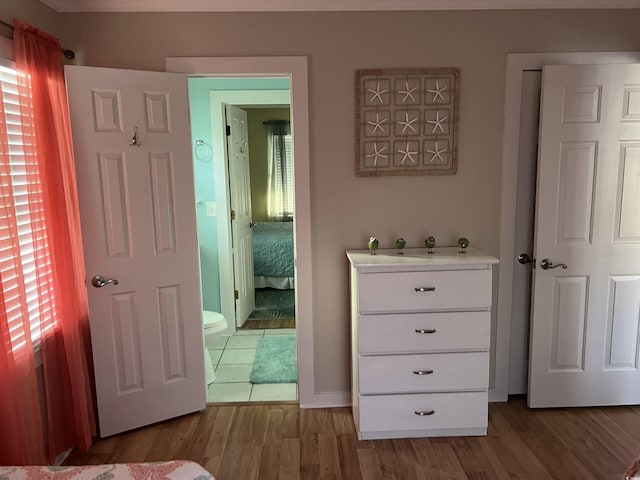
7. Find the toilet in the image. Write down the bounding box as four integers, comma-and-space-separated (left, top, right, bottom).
203, 310, 228, 384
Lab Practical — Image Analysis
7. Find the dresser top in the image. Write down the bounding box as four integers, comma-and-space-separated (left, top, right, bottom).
346, 247, 499, 269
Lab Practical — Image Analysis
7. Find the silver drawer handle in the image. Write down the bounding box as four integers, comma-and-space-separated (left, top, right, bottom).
414, 410, 435, 416
415, 287, 436, 292
415, 328, 436, 334
413, 369, 434, 375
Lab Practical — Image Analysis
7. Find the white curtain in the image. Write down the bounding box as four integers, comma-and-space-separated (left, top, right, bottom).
266, 120, 294, 221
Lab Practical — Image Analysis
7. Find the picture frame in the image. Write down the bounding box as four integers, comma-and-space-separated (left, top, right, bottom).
355, 68, 460, 177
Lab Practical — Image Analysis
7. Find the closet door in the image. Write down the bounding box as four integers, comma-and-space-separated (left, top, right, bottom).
529, 63, 640, 407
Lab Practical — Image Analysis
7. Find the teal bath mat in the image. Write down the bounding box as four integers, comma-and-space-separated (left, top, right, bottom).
250, 335, 298, 384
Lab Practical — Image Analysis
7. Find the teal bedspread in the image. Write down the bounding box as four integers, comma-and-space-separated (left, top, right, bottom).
252, 222, 294, 278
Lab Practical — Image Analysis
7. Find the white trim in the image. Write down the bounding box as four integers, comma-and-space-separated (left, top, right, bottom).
208, 90, 290, 335
165, 56, 319, 407
299, 391, 350, 409
42, 0, 640, 12
495, 51, 640, 402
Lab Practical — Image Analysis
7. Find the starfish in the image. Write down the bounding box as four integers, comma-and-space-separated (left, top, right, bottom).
426, 142, 448, 163
427, 79, 448, 103
367, 113, 388, 134
397, 81, 417, 103
367, 81, 388, 104
426, 111, 448, 134
397, 142, 418, 165
365, 142, 388, 166
397, 111, 418, 134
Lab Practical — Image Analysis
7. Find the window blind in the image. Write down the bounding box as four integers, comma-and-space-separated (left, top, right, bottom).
273, 134, 294, 216
0, 62, 55, 351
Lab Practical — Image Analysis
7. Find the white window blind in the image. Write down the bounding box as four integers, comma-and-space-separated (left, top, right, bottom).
0, 62, 55, 351
273, 134, 294, 217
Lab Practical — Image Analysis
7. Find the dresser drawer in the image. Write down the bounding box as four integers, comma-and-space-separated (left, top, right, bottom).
359, 352, 488, 394
359, 391, 488, 434
357, 268, 492, 313
359, 311, 490, 354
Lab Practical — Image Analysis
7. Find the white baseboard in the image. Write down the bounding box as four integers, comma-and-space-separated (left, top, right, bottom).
489, 387, 508, 402
299, 391, 350, 408
301, 390, 509, 407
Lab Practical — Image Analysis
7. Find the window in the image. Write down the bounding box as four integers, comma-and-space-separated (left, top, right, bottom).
0, 60, 55, 351
267, 121, 294, 220
271, 133, 294, 217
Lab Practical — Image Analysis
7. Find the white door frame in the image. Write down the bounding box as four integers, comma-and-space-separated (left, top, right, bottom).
165, 57, 328, 408
495, 51, 640, 401
209, 90, 290, 333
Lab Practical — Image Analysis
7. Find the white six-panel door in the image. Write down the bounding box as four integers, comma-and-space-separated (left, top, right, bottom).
225, 105, 255, 327
65, 66, 205, 436
529, 63, 640, 407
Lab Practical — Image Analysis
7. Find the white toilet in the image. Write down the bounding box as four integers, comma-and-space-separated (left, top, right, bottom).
203, 310, 228, 384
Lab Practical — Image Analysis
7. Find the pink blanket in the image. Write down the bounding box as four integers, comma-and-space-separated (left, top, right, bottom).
0, 460, 214, 479
626, 456, 640, 480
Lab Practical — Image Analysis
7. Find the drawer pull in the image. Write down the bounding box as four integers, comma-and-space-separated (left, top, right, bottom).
413, 369, 434, 375
415, 328, 436, 334
414, 410, 435, 416
414, 287, 436, 292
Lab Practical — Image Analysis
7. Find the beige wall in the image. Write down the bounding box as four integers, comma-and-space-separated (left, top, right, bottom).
0, 0, 75, 52
246, 108, 291, 222
19, 8, 640, 394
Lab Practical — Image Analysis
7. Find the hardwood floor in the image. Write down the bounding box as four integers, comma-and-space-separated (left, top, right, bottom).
66, 396, 640, 479
238, 318, 295, 329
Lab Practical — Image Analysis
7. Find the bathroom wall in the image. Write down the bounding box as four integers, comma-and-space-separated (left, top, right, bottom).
246, 107, 291, 222
187, 78, 291, 312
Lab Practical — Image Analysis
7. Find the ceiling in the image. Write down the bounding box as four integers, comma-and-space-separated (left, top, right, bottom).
40, 0, 640, 12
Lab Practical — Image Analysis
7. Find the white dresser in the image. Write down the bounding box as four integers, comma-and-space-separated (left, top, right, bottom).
346, 247, 498, 440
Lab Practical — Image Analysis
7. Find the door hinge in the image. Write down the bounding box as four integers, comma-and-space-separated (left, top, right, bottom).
234, 289, 239, 300
231, 209, 236, 221
226, 125, 231, 136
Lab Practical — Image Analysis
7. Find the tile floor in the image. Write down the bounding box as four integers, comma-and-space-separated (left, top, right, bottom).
206, 328, 298, 403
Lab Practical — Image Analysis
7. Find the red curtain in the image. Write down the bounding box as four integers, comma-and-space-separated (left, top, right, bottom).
11, 19, 96, 462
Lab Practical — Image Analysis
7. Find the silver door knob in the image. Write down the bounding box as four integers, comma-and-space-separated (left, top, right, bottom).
518, 253, 534, 265
539, 258, 567, 270
91, 275, 119, 288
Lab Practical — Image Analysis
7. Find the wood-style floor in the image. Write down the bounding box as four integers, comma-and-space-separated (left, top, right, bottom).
66, 396, 640, 479
238, 318, 295, 329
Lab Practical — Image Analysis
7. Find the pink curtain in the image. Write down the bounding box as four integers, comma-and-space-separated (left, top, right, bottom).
12, 19, 96, 461
0, 73, 48, 466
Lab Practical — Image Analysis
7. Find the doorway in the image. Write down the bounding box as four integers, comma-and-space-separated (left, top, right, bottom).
188, 80, 298, 402
167, 55, 325, 408
495, 51, 640, 402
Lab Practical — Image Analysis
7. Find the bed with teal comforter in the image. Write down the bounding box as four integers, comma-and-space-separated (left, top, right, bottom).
252, 222, 294, 279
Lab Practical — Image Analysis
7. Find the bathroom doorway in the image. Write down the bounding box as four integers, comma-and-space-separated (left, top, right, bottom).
187, 78, 298, 403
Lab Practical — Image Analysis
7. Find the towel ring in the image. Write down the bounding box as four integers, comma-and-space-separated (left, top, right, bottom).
194, 139, 213, 162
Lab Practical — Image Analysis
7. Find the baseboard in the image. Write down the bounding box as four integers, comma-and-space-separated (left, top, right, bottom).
299, 390, 350, 408
489, 387, 508, 402
301, 390, 509, 407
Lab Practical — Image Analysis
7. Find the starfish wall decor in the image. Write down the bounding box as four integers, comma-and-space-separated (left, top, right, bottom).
355, 68, 459, 177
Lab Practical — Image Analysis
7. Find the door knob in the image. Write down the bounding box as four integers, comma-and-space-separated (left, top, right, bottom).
91, 275, 119, 288
518, 253, 534, 265
539, 258, 568, 270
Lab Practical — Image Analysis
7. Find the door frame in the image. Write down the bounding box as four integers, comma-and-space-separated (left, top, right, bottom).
210, 90, 291, 330
165, 56, 324, 407
495, 51, 640, 401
